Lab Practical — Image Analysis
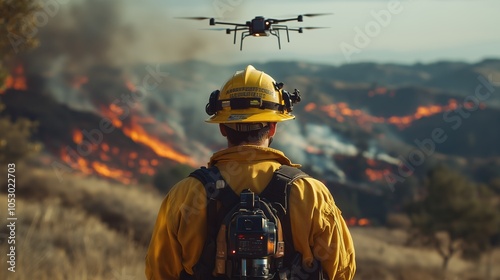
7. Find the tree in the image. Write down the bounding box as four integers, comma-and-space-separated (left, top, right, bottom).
406, 165, 500, 271
0, 104, 41, 164
0, 0, 42, 164
0, 0, 41, 80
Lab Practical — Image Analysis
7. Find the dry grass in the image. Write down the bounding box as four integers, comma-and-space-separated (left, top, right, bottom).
351, 227, 500, 280
0, 195, 149, 280
1, 168, 499, 280
0, 168, 164, 280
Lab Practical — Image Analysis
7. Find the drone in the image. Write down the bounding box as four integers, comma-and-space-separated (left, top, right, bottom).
178, 14, 331, 50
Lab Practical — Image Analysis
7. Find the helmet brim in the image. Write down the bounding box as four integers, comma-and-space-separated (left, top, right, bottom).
206, 110, 295, 123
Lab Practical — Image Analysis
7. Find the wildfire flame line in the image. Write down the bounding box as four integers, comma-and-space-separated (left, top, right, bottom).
305, 99, 481, 129
100, 104, 196, 166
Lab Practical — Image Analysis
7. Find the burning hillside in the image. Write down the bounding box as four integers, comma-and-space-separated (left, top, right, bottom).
0, 67, 198, 185
2, 59, 499, 186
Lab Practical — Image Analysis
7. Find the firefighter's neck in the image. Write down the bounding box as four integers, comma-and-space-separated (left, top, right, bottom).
227, 138, 271, 148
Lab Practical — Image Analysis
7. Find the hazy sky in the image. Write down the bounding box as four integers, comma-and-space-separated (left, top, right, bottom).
121, 0, 500, 65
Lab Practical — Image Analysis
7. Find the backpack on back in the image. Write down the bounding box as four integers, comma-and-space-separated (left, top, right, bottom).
182, 165, 324, 280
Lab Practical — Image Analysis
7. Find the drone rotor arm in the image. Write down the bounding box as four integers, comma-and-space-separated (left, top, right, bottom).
212, 21, 247, 27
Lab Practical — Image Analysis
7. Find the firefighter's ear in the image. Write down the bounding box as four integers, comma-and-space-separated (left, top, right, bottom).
268, 122, 277, 137
219, 124, 227, 137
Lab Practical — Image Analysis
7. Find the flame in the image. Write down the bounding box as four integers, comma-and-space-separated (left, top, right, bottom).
320, 103, 384, 126
99, 152, 110, 161
365, 168, 391, 182
346, 217, 371, 227
100, 104, 123, 128
123, 118, 195, 166
304, 102, 317, 112
72, 129, 83, 144
312, 99, 472, 129
1, 65, 27, 94
125, 80, 136, 92
60, 149, 92, 175
387, 99, 459, 129
92, 161, 132, 184
102, 143, 110, 152
358, 218, 370, 226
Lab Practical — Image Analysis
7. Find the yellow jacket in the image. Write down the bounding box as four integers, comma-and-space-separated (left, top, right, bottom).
145, 145, 356, 280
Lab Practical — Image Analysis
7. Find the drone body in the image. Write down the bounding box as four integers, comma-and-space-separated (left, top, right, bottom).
179, 14, 330, 50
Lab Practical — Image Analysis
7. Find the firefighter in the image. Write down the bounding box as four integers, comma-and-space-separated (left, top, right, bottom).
145, 65, 356, 280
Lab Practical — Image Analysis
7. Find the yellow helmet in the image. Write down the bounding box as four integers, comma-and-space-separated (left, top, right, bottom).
205, 65, 301, 124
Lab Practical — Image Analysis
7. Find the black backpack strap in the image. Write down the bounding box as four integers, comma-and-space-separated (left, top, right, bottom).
185, 166, 238, 280
260, 165, 309, 270
260, 165, 309, 209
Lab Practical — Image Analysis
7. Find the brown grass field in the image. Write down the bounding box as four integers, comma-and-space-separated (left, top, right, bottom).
0, 168, 498, 280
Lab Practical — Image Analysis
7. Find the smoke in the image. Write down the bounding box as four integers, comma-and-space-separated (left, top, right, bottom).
274, 121, 358, 180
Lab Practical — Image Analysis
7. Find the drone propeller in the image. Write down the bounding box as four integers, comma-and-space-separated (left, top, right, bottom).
301, 26, 330, 30
175, 16, 214, 20
276, 13, 334, 18
302, 13, 334, 17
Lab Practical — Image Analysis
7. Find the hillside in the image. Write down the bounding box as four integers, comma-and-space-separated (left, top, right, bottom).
2, 58, 500, 226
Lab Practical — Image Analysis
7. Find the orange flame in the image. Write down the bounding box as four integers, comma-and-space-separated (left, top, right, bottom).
365, 168, 391, 182
304, 102, 317, 112
60, 149, 92, 175
387, 99, 459, 129
100, 104, 123, 128
1, 65, 27, 94
313, 99, 469, 129
320, 102, 384, 126
125, 80, 136, 92
123, 117, 195, 166
358, 218, 370, 226
72, 129, 83, 144
346, 217, 371, 227
101, 143, 110, 152
92, 161, 132, 184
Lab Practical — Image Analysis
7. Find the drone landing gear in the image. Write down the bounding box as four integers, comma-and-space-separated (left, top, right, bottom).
239, 26, 291, 51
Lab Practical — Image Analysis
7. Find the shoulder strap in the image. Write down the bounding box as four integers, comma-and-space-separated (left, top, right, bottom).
260, 165, 309, 269
260, 165, 309, 209
186, 166, 238, 280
